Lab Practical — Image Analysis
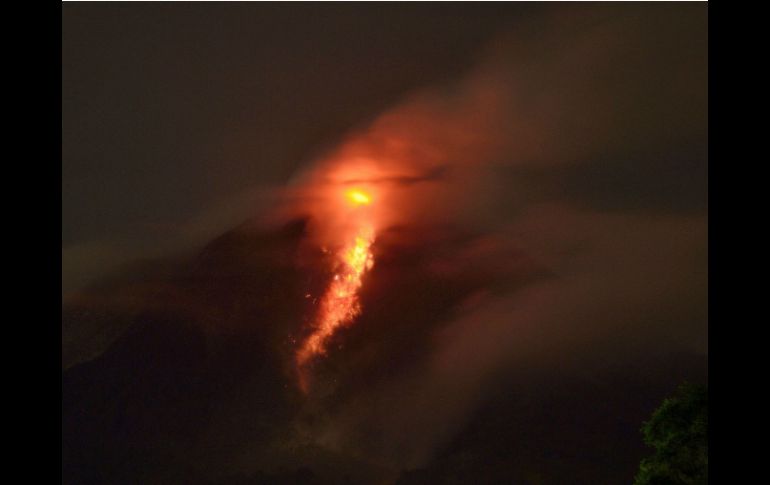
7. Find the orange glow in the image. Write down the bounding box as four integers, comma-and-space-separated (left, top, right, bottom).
296, 216, 375, 392
345, 189, 372, 206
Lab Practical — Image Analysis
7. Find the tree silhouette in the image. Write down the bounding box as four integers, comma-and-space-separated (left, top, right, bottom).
634, 382, 707, 485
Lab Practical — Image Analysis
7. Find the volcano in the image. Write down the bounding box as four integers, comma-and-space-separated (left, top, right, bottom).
63, 4, 707, 483
62, 217, 705, 485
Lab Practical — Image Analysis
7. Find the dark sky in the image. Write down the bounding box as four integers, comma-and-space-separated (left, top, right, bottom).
63, 3, 544, 295
62, 4, 707, 484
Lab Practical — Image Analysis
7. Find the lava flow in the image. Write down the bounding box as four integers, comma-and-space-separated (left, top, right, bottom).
296, 188, 375, 392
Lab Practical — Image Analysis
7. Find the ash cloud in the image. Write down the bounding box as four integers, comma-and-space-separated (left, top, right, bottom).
283, 3, 707, 470
63, 4, 707, 484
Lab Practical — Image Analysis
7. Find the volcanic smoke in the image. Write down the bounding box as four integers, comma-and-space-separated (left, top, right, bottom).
296, 188, 376, 392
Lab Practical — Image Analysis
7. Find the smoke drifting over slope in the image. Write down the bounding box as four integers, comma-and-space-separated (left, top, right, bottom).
263, 5, 707, 469
63, 4, 707, 484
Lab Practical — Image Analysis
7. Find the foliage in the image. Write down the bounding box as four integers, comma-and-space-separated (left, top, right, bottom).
634, 382, 707, 485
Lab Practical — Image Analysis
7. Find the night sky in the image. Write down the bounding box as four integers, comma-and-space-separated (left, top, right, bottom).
63, 3, 544, 295
62, 4, 707, 485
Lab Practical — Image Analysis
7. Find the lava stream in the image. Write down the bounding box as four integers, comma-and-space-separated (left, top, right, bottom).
296, 190, 375, 392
